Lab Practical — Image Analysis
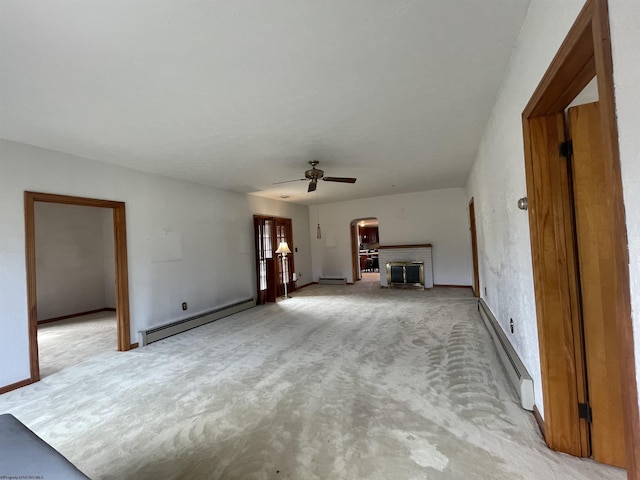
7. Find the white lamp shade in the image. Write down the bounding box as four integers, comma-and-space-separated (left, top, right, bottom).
275, 241, 291, 254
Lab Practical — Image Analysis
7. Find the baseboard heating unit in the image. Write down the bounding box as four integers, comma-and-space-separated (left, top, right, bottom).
478, 298, 534, 411
318, 277, 347, 285
139, 298, 255, 346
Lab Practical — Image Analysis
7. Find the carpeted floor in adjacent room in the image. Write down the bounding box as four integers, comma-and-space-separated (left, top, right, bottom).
38, 310, 118, 378
0, 280, 625, 480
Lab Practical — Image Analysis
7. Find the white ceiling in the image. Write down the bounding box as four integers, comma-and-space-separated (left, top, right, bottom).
0, 0, 530, 206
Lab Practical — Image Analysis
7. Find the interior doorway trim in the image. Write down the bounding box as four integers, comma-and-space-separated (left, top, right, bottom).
350, 217, 379, 282
522, 0, 638, 476
253, 215, 294, 304
24, 191, 132, 384
468, 198, 480, 298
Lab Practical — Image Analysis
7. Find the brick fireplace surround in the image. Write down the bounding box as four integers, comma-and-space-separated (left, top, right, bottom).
378, 244, 434, 288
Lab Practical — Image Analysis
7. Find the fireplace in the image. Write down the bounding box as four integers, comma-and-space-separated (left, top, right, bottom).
386, 262, 425, 288
378, 244, 433, 288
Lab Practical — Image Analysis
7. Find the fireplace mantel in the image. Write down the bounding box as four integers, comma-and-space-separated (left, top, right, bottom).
378, 245, 433, 288
378, 244, 432, 250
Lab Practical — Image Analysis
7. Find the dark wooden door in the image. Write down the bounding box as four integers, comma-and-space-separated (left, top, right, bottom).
254, 215, 294, 303
254, 216, 276, 304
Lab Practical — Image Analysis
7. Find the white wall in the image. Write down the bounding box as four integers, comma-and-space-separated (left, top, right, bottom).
0, 139, 311, 389
609, 0, 640, 407
103, 209, 117, 309
466, 0, 640, 418
465, 0, 586, 418
309, 188, 472, 285
35, 203, 108, 320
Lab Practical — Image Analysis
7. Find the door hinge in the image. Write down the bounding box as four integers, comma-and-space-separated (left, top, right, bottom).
560, 139, 573, 158
578, 402, 592, 423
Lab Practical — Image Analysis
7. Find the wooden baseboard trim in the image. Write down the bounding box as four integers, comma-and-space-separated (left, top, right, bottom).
0, 377, 35, 395
533, 405, 546, 440
129, 343, 139, 349
38, 307, 117, 325
434, 284, 473, 289
297, 282, 317, 290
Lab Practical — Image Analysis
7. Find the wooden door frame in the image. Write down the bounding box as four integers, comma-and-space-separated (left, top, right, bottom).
253, 216, 273, 304
468, 198, 480, 298
350, 218, 379, 282
25, 191, 132, 384
522, 0, 639, 476
253, 214, 294, 302
350, 223, 359, 282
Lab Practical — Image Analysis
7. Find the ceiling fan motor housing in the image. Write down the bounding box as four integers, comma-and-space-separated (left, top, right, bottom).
305, 165, 324, 180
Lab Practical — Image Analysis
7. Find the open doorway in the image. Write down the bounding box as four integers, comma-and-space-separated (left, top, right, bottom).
350, 218, 379, 282
34, 202, 118, 377
24, 192, 132, 384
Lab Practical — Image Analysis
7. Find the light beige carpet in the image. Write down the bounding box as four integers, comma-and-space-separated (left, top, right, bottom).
0, 283, 625, 480
38, 311, 118, 378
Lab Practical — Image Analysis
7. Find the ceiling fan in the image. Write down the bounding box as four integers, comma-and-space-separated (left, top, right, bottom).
274, 161, 357, 193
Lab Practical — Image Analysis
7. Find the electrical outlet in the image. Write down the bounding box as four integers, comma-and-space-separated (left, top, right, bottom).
510, 318, 514, 334
182, 302, 188, 311
298, 272, 302, 278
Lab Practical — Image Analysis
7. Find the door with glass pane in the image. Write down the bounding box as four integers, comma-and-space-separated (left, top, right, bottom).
254, 215, 294, 304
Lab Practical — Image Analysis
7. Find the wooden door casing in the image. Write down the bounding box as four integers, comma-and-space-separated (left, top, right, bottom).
469, 198, 480, 298
23, 191, 132, 390
351, 223, 359, 281
254, 216, 276, 304
521, 1, 638, 475
254, 215, 294, 303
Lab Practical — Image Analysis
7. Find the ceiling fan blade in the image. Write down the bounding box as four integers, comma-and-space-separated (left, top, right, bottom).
308, 179, 318, 192
323, 177, 357, 184
273, 178, 306, 185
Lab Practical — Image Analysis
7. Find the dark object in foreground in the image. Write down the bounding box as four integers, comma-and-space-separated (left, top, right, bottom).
0, 413, 89, 479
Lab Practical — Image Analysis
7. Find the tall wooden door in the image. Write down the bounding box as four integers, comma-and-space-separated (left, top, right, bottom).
525, 106, 626, 468
254, 216, 276, 304
254, 215, 294, 304
527, 112, 588, 457
568, 101, 625, 467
